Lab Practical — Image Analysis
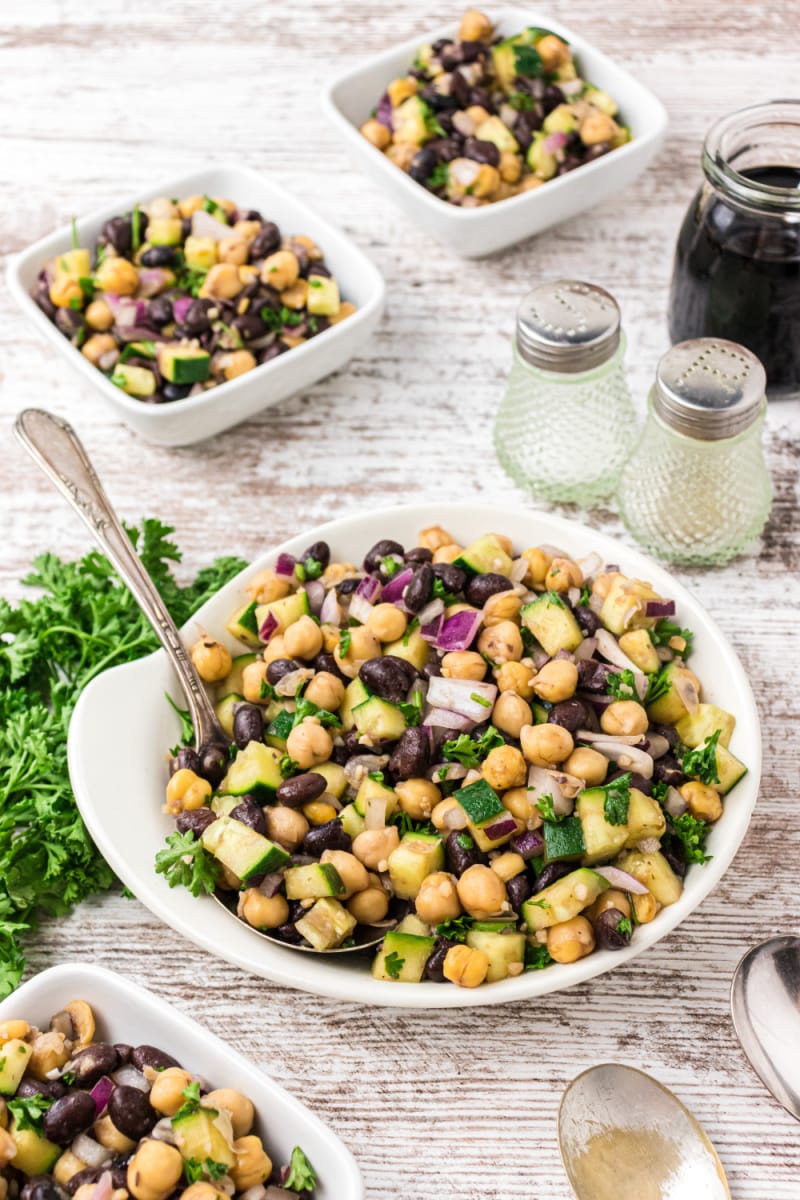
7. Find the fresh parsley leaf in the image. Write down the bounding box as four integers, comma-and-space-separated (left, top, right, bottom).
426, 163, 449, 189
184, 1158, 229, 1184
381, 555, 401, 577
607, 668, 637, 700
470, 692, 492, 708
339, 629, 352, 657
279, 305, 304, 327
514, 43, 544, 77
600, 772, 632, 825
173, 1081, 202, 1121
383, 950, 405, 979
419, 98, 445, 137
154, 832, 220, 898
78, 276, 95, 302
650, 619, 694, 657
442, 725, 504, 769
121, 886, 136, 900
165, 692, 194, 749
432, 576, 458, 605
259, 679, 277, 701
368, 770, 385, 783
509, 91, 536, 111
389, 812, 435, 837
645, 664, 672, 705
303, 558, 323, 580
402, 616, 419, 646
578, 584, 592, 606
293, 696, 341, 729
651, 780, 668, 804
535, 794, 563, 823
110, 371, 128, 389
667, 812, 712, 865
131, 203, 141, 253
202, 195, 228, 221
280, 754, 300, 777
284, 1146, 317, 1192
616, 917, 633, 936
456, 832, 474, 850
397, 689, 424, 727
681, 730, 722, 785
524, 943, 553, 970
434, 914, 473, 943
8, 1093, 53, 1133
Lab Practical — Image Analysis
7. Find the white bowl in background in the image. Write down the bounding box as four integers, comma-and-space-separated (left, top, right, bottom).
7, 165, 385, 447
68, 503, 760, 1008
323, 10, 668, 257
0, 962, 362, 1199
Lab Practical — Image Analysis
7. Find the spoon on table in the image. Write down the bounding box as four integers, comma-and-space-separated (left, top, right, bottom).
731, 935, 800, 1120
14, 408, 397, 955
559, 1063, 730, 1199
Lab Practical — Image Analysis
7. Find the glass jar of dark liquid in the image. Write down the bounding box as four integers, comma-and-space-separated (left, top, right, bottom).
668, 100, 800, 399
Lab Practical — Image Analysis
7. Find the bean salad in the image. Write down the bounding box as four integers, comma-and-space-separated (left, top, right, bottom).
156, 524, 747, 989
0, 999, 317, 1199
360, 8, 629, 207
31, 195, 354, 405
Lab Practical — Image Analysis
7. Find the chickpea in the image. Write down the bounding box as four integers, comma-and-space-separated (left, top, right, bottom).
482, 744, 526, 790
219, 349, 257, 380
587, 888, 631, 922
352, 826, 400, 871
264, 805, 309, 849
536, 33, 571, 71
260, 250, 299, 290
600, 700, 649, 737
233, 219, 261, 244
231, 1136, 272, 1191
465, 104, 491, 126
498, 151, 522, 184
443, 942, 490, 988
483, 590, 522, 627
280, 280, 309, 311
491, 851, 526, 882
217, 235, 249, 266
581, 110, 618, 146
367, 602, 407, 642
286, 719, 333, 769
328, 301, 356, 326
321, 849, 369, 897
202, 1089, 254, 1138
532, 659, 579, 703
520, 723, 574, 767
95, 256, 139, 295
178, 194, 204, 218
164, 769, 211, 816
242, 659, 269, 703
360, 118, 391, 150
545, 557, 583, 592
200, 262, 244, 301
478, 620, 523, 665
80, 331, 116, 367
320, 623, 340, 653
441, 650, 487, 681
415, 872, 462, 924
564, 746, 608, 787
127, 1140, 184, 1200
395, 777, 440, 821
93, 1114, 135, 1154
456, 864, 508, 919
547, 916, 595, 963
239, 889, 289, 931
49, 274, 85, 308
178, 1185, 227, 1200
303, 800, 338, 825
502, 787, 543, 827
632, 891, 659, 923
387, 77, 417, 107
431, 797, 462, 832
492, 691, 533, 738
347, 885, 389, 924
190, 637, 232, 683
495, 660, 536, 699
386, 142, 417, 171
470, 163, 501, 198
283, 615, 324, 660
0, 1019, 29, 1044
592, 571, 624, 600
85, 298, 114, 331
520, 547, 552, 588
680, 780, 723, 823
304, 671, 345, 711
458, 7, 494, 40
0, 1127, 15, 1168
432, 543, 463, 564
148, 196, 180, 219
333, 625, 381, 678
28, 1030, 68, 1078
418, 524, 455, 552
245, 568, 291, 604
262, 634, 289, 666
149, 1067, 194, 1116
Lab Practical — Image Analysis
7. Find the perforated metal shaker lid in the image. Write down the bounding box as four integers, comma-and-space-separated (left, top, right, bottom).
654, 339, 767, 441
516, 280, 621, 373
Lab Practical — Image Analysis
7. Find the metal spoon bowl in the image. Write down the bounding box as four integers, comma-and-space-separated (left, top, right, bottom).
559, 1063, 730, 1199
15, 408, 401, 956
211, 890, 406, 953
731, 934, 800, 1121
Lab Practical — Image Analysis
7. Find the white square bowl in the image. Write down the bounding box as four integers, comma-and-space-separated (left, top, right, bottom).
0, 963, 363, 1200
7, 166, 385, 447
323, 9, 668, 257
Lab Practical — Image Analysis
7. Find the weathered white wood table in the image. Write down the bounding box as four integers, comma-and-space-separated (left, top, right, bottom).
2, 1, 799, 1195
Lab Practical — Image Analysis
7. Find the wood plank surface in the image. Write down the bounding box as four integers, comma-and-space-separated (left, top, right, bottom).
1, 2, 799, 1196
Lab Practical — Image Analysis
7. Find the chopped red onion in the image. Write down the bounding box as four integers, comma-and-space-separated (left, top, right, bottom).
424, 709, 474, 731
258, 611, 278, 642
115, 298, 148, 327
319, 588, 341, 626
441, 804, 468, 831
303, 580, 324, 615
239, 1187, 268, 1200
356, 576, 382, 602
499, 102, 518, 128
428, 762, 467, 782
417, 597, 444, 626
527, 765, 566, 813
348, 593, 374, 624
90, 1076, 115, 1116
90, 1172, 114, 1200
568, 586, 581, 607
645, 599, 676, 618
343, 753, 389, 786
673, 671, 700, 716
604, 563, 620, 573
577, 551, 603, 578
72, 1133, 113, 1168
191, 208, 233, 241
433, 609, 483, 652
589, 592, 604, 614
426, 676, 497, 721
452, 110, 475, 137
594, 866, 649, 894
118, 325, 168, 344
98, 349, 119, 371
483, 815, 518, 841
381, 567, 413, 604
554, 649, 575, 661
647, 732, 671, 759
510, 557, 528, 584
510, 828, 545, 860
137, 268, 173, 298
275, 553, 296, 578
593, 741, 654, 778
375, 91, 393, 129
449, 157, 481, 188
594, 630, 648, 700
275, 668, 313, 697
112, 1064, 150, 1091
576, 730, 647, 745
420, 614, 444, 643
574, 637, 598, 661
663, 785, 688, 818
257, 871, 285, 898
173, 296, 193, 323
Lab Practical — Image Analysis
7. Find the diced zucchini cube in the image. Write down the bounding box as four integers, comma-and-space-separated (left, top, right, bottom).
307, 275, 340, 316
387, 832, 444, 900
147, 218, 184, 246
296, 898, 357, 950
111, 364, 156, 397
284, 862, 346, 900
372, 930, 435, 982
184, 236, 218, 271
158, 344, 211, 385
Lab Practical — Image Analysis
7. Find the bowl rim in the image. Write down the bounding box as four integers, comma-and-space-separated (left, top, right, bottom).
67, 501, 761, 1009
0, 962, 363, 1199
6, 162, 386, 423
322, 6, 669, 225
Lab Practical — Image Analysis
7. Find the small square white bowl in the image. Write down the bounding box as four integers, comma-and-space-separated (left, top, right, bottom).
0, 963, 363, 1200
7, 166, 385, 447
323, 10, 668, 257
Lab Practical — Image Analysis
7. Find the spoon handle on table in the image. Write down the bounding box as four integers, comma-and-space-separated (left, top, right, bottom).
14, 408, 222, 749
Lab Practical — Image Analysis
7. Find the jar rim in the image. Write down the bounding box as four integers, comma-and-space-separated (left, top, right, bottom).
703, 99, 800, 214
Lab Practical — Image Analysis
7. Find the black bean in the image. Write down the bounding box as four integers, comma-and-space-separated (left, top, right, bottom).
421, 659, 442, 680
460, 40, 486, 62
277, 772, 327, 808
403, 563, 434, 613
71, 1043, 119, 1087
653, 754, 686, 787
141, 245, 176, 268
444, 829, 485, 875
232, 311, 267, 341
131, 1044, 181, 1072
409, 148, 440, 185
313, 652, 347, 682
16, 1077, 66, 1100
506, 872, 532, 911
273, 922, 303, 944
259, 341, 289, 364
162, 383, 192, 403
182, 298, 214, 335
464, 137, 500, 167
300, 540, 331, 570
578, 659, 612, 692
557, 155, 583, 176
421, 82, 457, 112
109, 1167, 129, 1191
548, 700, 590, 732
652, 722, 679, 749
585, 141, 611, 162
65, 1169, 102, 1196
176, 807, 218, 837
44, 1091, 97, 1145
102, 216, 133, 254
439, 42, 464, 71
575, 606, 601, 636
593, 907, 633, 951
250, 222, 281, 259
170, 746, 201, 776
363, 539, 405, 573
424, 937, 456, 982
107, 1085, 156, 1140
336, 578, 360, 596
113, 1043, 133, 1065
405, 547, 433, 564
55, 308, 85, 338
233, 702, 264, 749
288, 241, 310, 276
197, 741, 229, 788
33, 279, 57, 320
431, 563, 467, 594
464, 572, 511, 607
21, 1179, 63, 1200
469, 85, 491, 108
542, 84, 565, 114
359, 656, 417, 703
662, 840, 687, 878
266, 657, 303, 685
628, 772, 653, 795
308, 262, 332, 278
146, 295, 173, 326
425, 136, 463, 162
230, 797, 267, 835
302, 819, 352, 856
533, 861, 573, 892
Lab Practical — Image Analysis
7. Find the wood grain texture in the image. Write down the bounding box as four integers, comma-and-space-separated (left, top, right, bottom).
2, 2, 800, 1196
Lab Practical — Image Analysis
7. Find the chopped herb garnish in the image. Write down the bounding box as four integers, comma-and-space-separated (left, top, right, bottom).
667, 812, 712, 865
432, 576, 458, 605
650, 619, 694, 657
165, 692, 194, 753
368, 770, 385, 783
426, 163, 450, 189
259, 679, 278, 701
524, 943, 553, 971
309, 278, 323, 288
470, 691, 492, 708
419, 98, 446, 137
535, 794, 564, 823
338, 629, 352, 657
645, 664, 672, 705
456, 832, 474, 850
390, 812, 436, 837
184, 1159, 229, 1184
78, 276, 95, 302
8, 1093, 53, 1134
607, 668, 637, 700
131, 203, 141, 253
442, 725, 504, 769
402, 616, 419, 645
279, 754, 300, 777
293, 696, 341, 729
284, 1147, 317, 1192
382, 555, 402, 577
303, 558, 323, 580
202, 195, 228, 221
681, 730, 722, 785
514, 43, 544, 77
383, 950, 405, 979
70, 216, 79, 250
154, 833, 219, 898
600, 772, 632, 825
578, 584, 592, 607
616, 917, 633, 936
397, 689, 424, 726
121, 885, 136, 900
509, 91, 536, 111
110, 371, 128, 389
434, 914, 473, 943
173, 1080, 202, 1121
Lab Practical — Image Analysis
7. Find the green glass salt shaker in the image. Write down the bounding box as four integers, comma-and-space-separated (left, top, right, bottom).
494, 280, 637, 506
617, 339, 772, 565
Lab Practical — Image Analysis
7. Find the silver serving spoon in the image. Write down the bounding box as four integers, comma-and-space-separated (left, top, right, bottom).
559, 1063, 730, 1199
731, 935, 800, 1120
14, 408, 397, 955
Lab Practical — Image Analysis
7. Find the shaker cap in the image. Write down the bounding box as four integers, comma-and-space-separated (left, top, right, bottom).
654, 339, 767, 440
516, 280, 621, 373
